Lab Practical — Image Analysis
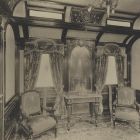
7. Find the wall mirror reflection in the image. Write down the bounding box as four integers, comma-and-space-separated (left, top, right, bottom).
68, 40, 93, 95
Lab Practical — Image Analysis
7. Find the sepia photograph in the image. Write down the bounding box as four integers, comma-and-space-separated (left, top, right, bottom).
0, 0, 140, 140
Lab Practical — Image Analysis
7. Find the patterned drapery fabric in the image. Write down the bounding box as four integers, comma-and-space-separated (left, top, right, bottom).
95, 55, 108, 93
95, 55, 108, 114
116, 55, 124, 86
49, 53, 66, 116
24, 52, 41, 91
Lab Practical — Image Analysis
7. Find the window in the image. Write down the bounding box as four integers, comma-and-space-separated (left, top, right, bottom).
107, 20, 131, 27
35, 54, 54, 87
29, 10, 63, 20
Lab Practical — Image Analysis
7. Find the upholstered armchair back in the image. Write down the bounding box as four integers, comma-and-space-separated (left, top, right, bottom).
117, 87, 136, 106
21, 90, 41, 116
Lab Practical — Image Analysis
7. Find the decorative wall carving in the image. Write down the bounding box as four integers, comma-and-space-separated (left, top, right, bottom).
66, 39, 95, 54
70, 7, 105, 25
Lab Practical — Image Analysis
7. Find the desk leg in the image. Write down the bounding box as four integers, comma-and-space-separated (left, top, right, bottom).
67, 102, 72, 131
109, 86, 113, 122
89, 103, 95, 125
94, 103, 98, 127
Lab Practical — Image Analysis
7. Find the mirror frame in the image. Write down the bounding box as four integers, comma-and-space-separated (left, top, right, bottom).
66, 39, 95, 94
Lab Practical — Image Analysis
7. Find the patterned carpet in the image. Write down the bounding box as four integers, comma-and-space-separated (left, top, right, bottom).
36, 118, 140, 140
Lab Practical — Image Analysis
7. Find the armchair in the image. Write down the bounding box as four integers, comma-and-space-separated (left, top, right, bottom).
18, 90, 57, 139
112, 87, 140, 131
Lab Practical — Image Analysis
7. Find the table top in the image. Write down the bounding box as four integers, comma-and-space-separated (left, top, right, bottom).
64, 93, 102, 100
0, 95, 3, 98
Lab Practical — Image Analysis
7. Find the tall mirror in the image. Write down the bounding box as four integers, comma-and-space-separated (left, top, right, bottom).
68, 40, 94, 95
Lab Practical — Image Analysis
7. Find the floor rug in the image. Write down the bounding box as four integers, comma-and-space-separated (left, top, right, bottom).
37, 119, 140, 140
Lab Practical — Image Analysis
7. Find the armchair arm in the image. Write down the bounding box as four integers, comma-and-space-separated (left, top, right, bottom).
134, 101, 140, 112
113, 99, 117, 107
43, 106, 55, 112
43, 106, 60, 124
18, 109, 33, 136
19, 105, 30, 120
112, 99, 117, 113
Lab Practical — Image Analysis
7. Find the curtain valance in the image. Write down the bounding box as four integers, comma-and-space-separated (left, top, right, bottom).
24, 39, 64, 56
96, 43, 126, 58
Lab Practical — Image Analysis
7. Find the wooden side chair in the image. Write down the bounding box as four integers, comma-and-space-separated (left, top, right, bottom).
18, 90, 57, 139
112, 87, 140, 132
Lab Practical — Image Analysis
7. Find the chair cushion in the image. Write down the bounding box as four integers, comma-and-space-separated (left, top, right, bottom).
29, 116, 56, 136
115, 107, 139, 122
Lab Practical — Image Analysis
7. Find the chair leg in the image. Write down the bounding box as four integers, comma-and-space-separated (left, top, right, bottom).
54, 127, 57, 138
112, 110, 116, 128
139, 118, 140, 133
28, 135, 33, 140
113, 120, 116, 128
139, 115, 140, 129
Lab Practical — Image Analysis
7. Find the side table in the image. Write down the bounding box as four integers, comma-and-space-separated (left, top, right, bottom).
64, 93, 102, 130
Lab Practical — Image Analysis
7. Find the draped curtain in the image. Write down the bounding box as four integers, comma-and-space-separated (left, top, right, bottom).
116, 55, 124, 86
49, 53, 65, 116
95, 55, 108, 93
24, 52, 41, 91
95, 55, 108, 114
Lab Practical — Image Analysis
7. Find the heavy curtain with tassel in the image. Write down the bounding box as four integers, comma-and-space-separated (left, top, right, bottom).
116, 55, 124, 86
24, 52, 41, 91
95, 55, 108, 114
50, 53, 65, 116
95, 55, 108, 93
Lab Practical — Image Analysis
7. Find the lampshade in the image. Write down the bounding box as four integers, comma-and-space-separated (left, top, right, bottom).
105, 56, 118, 85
